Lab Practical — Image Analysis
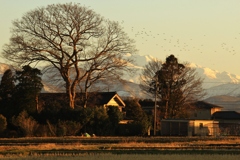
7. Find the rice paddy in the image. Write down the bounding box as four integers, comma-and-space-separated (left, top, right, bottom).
0, 136, 239, 159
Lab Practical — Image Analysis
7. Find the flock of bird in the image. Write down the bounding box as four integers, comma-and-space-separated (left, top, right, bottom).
124, 25, 239, 57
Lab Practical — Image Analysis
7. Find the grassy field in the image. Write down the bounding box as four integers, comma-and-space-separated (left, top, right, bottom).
0, 136, 239, 159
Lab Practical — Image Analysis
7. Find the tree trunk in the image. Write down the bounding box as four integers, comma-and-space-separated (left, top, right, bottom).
165, 100, 168, 119
83, 92, 88, 108
35, 95, 39, 112
69, 93, 75, 109
66, 81, 75, 109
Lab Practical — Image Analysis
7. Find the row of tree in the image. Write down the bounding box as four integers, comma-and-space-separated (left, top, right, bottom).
0, 65, 152, 137
2, 3, 204, 117
0, 55, 203, 137
0, 66, 42, 136
0, 66, 43, 118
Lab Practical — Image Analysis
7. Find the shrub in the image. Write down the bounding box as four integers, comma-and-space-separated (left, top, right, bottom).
57, 120, 82, 136
0, 114, 7, 133
12, 110, 39, 137
35, 124, 53, 137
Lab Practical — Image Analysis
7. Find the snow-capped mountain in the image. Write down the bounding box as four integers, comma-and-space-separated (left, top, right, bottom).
191, 64, 240, 89
123, 54, 240, 89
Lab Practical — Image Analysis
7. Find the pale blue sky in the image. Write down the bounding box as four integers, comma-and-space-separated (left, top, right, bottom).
1, 0, 240, 75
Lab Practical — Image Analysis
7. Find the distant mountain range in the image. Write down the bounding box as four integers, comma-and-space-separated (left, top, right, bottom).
1, 54, 240, 112
123, 54, 240, 89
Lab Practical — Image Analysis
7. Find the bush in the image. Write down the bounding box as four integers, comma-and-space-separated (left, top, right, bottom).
86, 107, 109, 136
0, 114, 7, 133
117, 123, 143, 136
12, 110, 39, 137
57, 120, 82, 136
35, 124, 53, 137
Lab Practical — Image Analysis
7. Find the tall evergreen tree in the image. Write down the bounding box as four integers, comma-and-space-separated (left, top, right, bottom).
0, 69, 15, 100
150, 55, 204, 119
107, 106, 122, 135
124, 98, 151, 135
0, 69, 15, 118
13, 65, 43, 114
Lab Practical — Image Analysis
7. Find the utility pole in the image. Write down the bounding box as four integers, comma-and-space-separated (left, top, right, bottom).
154, 76, 158, 136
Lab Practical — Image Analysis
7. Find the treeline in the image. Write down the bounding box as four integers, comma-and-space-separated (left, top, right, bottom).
0, 66, 152, 137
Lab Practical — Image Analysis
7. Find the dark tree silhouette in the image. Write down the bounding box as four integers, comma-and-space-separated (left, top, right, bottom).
13, 65, 43, 114
0, 69, 15, 118
0, 69, 15, 100
124, 98, 151, 135
146, 55, 205, 119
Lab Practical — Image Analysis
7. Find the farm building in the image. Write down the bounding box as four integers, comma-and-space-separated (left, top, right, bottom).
160, 101, 223, 136
160, 102, 240, 136
161, 119, 219, 136
188, 101, 222, 120
212, 111, 240, 135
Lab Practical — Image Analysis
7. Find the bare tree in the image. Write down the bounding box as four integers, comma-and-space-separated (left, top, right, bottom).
2, 3, 136, 109
139, 59, 162, 97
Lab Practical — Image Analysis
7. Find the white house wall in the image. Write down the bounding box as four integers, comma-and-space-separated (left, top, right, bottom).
106, 98, 119, 106
106, 98, 123, 112
191, 120, 219, 136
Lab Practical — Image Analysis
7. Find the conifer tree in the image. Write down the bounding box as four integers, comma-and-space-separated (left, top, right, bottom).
13, 65, 43, 114
0, 69, 15, 118
148, 55, 204, 119
0, 69, 15, 100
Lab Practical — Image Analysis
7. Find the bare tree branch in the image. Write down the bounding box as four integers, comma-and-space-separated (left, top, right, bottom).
2, 3, 136, 109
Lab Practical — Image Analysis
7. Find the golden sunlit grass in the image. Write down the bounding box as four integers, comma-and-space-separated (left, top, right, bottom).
1, 154, 240, 160
0, 154, 240, 160
0, 136, 239, 159
0, 136, 239, 152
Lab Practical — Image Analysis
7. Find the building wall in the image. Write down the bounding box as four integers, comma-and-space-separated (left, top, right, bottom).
105, 99, 123, 112
107, 99, 119, 106
216, 120, 240, 135
192, 120, 219, 136
161, 120, 189, 136
161, 120, 219, 136
211, 108, 221, 115
189, 109, 212, 120
189, 107, 221, 120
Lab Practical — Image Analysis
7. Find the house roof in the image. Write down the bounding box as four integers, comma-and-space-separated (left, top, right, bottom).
212, 111, 240, 120
79, 92, 125, 107
39, 92, 125, 107
191, 101, 223, 109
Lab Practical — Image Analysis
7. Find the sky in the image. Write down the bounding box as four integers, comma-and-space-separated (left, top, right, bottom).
1, 0, 240, 75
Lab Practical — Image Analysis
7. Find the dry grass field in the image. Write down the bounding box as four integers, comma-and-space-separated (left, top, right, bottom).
0, 136, 239, 159
0, 154, 240, 160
